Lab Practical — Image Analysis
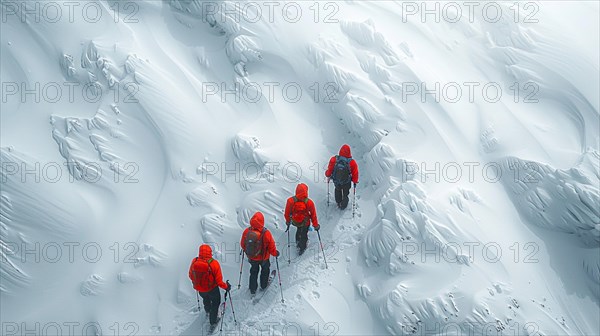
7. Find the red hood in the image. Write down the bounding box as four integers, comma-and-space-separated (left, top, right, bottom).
339, 144, 352, 158
295, 183, 308, 200
198, 244, 212, 259
250, 212, 264, 230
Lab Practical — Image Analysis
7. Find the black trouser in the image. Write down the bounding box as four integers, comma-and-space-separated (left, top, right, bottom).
249, 259, 270, 292
335, 183, 352, 209
295, 225, 309, 251
199, 286, 221, 325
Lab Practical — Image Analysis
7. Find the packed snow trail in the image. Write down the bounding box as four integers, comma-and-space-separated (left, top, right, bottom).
181, 184, 371, 336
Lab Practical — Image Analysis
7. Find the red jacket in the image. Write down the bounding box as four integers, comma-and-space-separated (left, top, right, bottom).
240, 212, 277, 261
188, 244, 228, 292
284, 183, 319, 228
325, 144, 359, 184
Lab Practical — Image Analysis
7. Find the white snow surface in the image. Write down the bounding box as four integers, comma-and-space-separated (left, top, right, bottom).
1, 1, 599, 335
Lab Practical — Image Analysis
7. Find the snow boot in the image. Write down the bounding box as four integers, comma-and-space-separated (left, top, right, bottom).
208, 317, 220, 334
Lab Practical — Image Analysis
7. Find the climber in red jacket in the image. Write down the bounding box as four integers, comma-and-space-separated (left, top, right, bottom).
325, 144, 359, 210
240, 211, 279, 294
188, 244, 230, 328
284, 183, 319, 255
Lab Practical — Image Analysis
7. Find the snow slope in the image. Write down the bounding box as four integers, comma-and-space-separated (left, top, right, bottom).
1, 1, 599, 335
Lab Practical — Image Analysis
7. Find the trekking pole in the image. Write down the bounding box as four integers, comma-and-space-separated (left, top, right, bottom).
195, 291, 201, 312
316, 230, 328, 269
352, 186, 357, 218
327, 179, 331, 206
275, 257, 285, 303
226, 281, 237, 324
286, 225, 291, 265
219, 290, 228, 334
237, 249, 244, 289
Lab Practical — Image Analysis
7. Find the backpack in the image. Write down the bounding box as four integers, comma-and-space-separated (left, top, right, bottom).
244, 228, 266, 258
290, 196, 310, 227
190, 257, 215, 289
332, 155, 352, 187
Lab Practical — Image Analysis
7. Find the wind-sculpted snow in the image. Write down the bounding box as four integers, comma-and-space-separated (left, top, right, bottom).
303, 24, 416, 157
362, 142, 396, 186
0, 191, 31, 294
170, 0, 241, 36
319, 62, 357, 100
359, 174, 542, 335
362, 178, 473, 270
500, 153, 600, 245
236, 187, 288, 231
0, 231, 30, 294
358, 54, 402, 93
50, 42, 139, 178
187, 184, 226, 215
478, 5, 599, 152
82, 42, 121, 89
584, 258, 600, 300
306, 37, 350, 70
60, 54, 77, 79
347, 94, 382, 124
133, 244, 168, 269
340, 19, 400, 66
80, 274, 105, 296
199, 213, 229, 244
0, 149, 85, 239
170, 0, 262, 83
53, 39, 200, 180
0, 149, 91, 294
232, 134, 259, 160
122, 55, 206, 176
231, 133, 268, 166
500, 152, 600, 300
50, 111, 126, 181
226, 35, 263, 65
449, 188, 483, 215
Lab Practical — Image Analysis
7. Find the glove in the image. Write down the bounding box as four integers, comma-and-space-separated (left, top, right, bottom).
353, 182, 358, 188
274, 250, 280, 257
226, 281, 232, 292
285, 222, 290, 232
314, 224, 320, 231
327, 177, 331, 183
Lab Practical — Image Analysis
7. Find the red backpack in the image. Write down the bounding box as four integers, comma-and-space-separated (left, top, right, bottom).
244, 228, 266, 259
190, 258, 215, 290
291, 197, 310, 227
